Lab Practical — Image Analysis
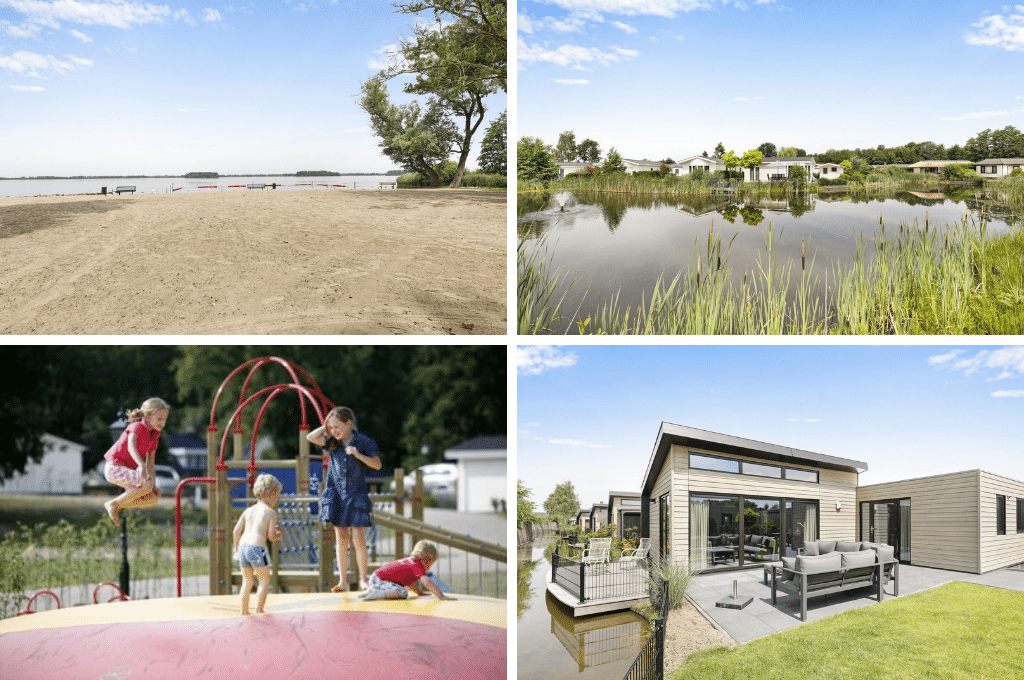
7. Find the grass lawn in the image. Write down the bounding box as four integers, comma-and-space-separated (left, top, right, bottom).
674, 582, 1024, 680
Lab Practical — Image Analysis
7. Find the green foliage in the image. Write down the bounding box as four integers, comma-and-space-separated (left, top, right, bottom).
721, 150, 740, 172
942, 163, 978, 181
434, 160, 459, 185
789, 164, 807, 188
461, 171, 506, 188
543, 480, 581, 522
517, 136, 559, 183
647, 557, 701, 611
601, 147, 627, 174
476, 110, 506, 175
577, 138, 601, 164
517, 480, 538, 527
555, 130, 578, 162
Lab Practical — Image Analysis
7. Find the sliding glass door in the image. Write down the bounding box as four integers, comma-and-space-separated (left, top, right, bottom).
690, 494, 817, 570
860, 498, 911, 564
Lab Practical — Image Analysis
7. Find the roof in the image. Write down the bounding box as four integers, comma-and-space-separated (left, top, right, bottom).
907, 160, 963, 167
446, 435, 506, 451
975, 158, 1024, 164
609, 490, 641, 497
641, 423, 868, 497
672, 155, 718, 165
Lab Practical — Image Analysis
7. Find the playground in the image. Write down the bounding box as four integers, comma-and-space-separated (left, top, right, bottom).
0, 357, 507, 679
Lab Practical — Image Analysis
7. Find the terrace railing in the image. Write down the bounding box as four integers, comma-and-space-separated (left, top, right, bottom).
551, 544, 649, 603
621, 578, 668, 680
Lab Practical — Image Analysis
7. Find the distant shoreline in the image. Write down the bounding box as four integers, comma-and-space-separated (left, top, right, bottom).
0, 172, 404, 180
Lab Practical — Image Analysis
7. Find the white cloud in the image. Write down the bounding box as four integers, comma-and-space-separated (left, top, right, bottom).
555, 78, 590, 84
173, 8, 195, 25
518, 36, 640, 69
927, 349, 962, 366
202, 7, 221, 22
0, 49, 92, 75
367, 43, 404, 70
2, 18, 46, 38
517, 346, 578, 375
931, 346, 1024, 380
69, 28, 92, 41
612, 20, 637, 32
518, 12, 535, 33
10, 84, 45, 90
1, 0, 173, 29
965, 7, 1024, 51
992, 390, 1024, 398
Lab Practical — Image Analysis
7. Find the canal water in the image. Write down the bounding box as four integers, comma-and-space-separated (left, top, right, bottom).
518, 188, 1023, 333
517, 538, 650, 680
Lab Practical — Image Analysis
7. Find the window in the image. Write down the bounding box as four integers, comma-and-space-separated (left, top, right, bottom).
743, 461, 782, 478
997, 495, 1006, 535
1018, 498, 1024, 534
785, 467, 818, 483
659, 494, 671, 559
689, 453, 739, 473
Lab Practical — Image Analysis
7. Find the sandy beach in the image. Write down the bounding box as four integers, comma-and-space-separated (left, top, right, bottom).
0, 189, 506, 335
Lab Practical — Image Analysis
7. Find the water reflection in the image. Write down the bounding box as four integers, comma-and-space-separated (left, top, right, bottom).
517, 187, 1022, 333
517, 539, 649, 680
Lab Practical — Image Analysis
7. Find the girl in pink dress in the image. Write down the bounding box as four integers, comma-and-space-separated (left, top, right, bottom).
102, 397, 169, 526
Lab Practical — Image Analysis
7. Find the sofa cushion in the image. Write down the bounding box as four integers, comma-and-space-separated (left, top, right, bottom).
796, 552, 842, 574
780, 556, 796, 581
866, 543, 895, 563
817, 540, 837, 554
841, 550, 877, 569
803, 541, 819, 556
836, 541, 862, 553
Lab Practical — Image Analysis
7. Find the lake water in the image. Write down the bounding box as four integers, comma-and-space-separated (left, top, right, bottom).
518, 539, 650, 680
518, 188, 1023, 333
0, 175, 400, 197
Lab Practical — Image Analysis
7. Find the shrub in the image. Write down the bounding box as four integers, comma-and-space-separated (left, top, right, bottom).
942, 163, 977, 181
461, 171, 506, 188
647, 557, 701, 611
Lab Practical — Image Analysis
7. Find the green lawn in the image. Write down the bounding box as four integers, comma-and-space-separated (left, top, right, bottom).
674, 582, 1024, 680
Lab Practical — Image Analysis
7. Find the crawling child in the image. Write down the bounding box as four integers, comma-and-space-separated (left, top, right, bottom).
232, 473, 283, 615
359, 540, 456, 601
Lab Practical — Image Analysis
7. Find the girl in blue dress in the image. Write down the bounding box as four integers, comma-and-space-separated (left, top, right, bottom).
307, 406, 382, 592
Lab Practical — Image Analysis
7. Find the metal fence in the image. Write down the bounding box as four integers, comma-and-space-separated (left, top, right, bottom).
622, 578, 668, 680
550, 544, 649, 603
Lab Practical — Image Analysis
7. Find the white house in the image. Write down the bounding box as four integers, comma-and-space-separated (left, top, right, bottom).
744, 156, 816, 182
444, 435, 506, 513
555, 161, 591, 179
816, 163, 845, 179
621, 158, 663, 173
0, 433, 87, 494
671, 155, 726, 176
974, 158, 1024, 178
904, 160, 964, 175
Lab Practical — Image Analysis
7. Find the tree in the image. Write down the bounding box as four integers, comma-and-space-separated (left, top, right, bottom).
358, 77, 454, 186
555, 130, 578, 162
721, 149, 740, 178
713, 142, 726, 158
518, 480, 538, 527
517, 136, 558, 182
577, 138, 601, 164
476, 109, 506, 174
740, 149, 764, 181
659, 163, 671, 177
544, 480, 580, 523
390, 0, 506, 93
778, 146, 805, 158
601, 147, 627, 174
757, 142, 777, 158
789, 164, 807, 188
377, 2, 504, 186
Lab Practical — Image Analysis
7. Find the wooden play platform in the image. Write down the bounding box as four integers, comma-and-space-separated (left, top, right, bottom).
0, 592, 506, 679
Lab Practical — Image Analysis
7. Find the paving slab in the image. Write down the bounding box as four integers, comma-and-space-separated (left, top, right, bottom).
689, 564, 1024, 643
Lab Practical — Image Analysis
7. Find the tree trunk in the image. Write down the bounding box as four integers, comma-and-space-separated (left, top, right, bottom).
449, 93, 487, 188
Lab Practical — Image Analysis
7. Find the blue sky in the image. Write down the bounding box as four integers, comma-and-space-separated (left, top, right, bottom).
517, 0, 1024, 161
0, 0, 505, 176
517, 344, 1024, 513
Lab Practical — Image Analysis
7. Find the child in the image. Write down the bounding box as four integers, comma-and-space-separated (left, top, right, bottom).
103, 398, 169, 526
233, 473, 284, 615
359, 540, 456, 601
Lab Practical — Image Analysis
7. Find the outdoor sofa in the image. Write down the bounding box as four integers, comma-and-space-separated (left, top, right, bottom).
771, 541, 899, 621
709, 533, 779, 562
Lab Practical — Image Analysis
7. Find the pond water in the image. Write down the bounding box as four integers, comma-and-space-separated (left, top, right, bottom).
518, 538, 650, 680
518, 188, 1022, 333
0, 175, 397, 197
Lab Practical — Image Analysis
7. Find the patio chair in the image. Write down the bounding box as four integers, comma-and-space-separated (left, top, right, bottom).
581, 537, 611, 571
618, 537, 650, 569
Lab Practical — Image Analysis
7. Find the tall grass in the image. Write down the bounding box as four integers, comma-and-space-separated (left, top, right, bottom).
517, 231, 575, 334
518, 213, 1024, 335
